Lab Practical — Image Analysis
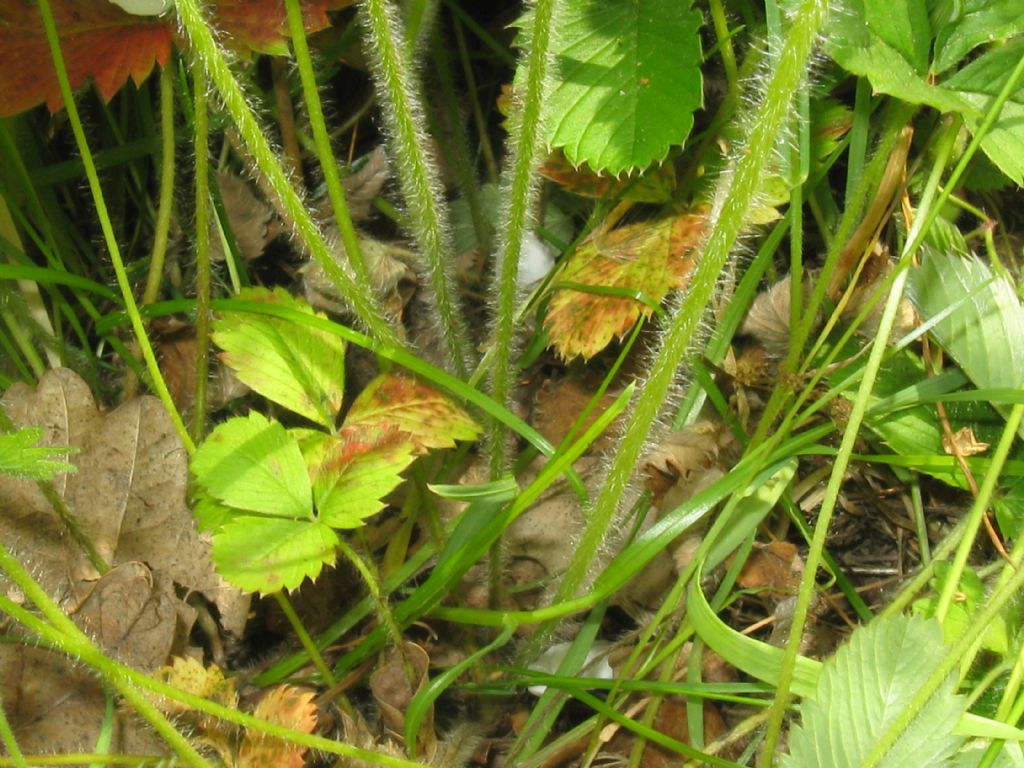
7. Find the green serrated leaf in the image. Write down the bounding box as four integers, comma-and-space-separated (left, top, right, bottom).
343, 373, 481, 452
907, 248, 1024, 438
190, 411, 312, 519
212, 517, 338, 594
535, 0, 703, 174
314, 426, 416, 529
943, 38, 1024, 185
213, 287, 345, 428
932, 0, 1024, 74
826, 0, 975, 115
0, 427, 76, 481
783, 615, 966, 768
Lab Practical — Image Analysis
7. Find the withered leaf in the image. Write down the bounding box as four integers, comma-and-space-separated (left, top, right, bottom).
545, 210, 706, 360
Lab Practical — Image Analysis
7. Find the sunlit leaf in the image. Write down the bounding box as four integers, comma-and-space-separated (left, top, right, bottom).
213, 516, 338, 594
518, 0, 703, 175
0, 427, 76, 481
214, 287, 345, 429
783, 615, 965, 768
314, 426, 416, 529
190, 411, 312, 519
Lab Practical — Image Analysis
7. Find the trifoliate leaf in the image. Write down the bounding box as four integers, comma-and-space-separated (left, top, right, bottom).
212, 517, 338, 594
343, 374, 481, 452
907, 247, 1024, 438
0, 427, 76, 481
825, 0, 974, 115
314, 426, 416, 529
190, 412, 312, 519
932, 0, 1024, 74
214, 287, 345, 429
943, 39, 1024, 185
544, 210, 706, 359
782, 615, 966, 768
523, 0, 703, 175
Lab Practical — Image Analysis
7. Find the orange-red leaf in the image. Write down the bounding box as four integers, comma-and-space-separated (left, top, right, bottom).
211, 0, 355, 55
343, 373, 481, 453
0, 0, 354, 117
0, 0, 172, 116
238, 685, 317, 768
545, 210, 706, 360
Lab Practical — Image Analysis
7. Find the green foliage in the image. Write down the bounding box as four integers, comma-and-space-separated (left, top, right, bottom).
907, 248, 1024, 436
521, 0, 703, 175
212, 287, 346, 430
190, 288, 477, 594
827, 0, 1024, 182
0, 426, 76, 480
782, 615, 966, 768
913, 563, 1010, 655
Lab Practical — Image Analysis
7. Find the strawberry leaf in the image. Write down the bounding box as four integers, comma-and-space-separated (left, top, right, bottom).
314, 426, 416, 529
214, 287, 345, 429
545, 210, 706, 359
528, 0, 703, 175
190, 412, 312, 519
344, 373, 481, 453
211, 0, 355, 55
212, 516, 338, 594
0, 0, 172, 116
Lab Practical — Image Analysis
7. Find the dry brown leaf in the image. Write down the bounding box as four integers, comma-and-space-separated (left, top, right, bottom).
237, 685, 318, 768
1, 368, 248, 636
212, 170, 280, 263
71, 561, 185, 671
0, 642, 165, 756
735, 541, 802, 593
369, 642, 436, 759
341, 145, 391, 222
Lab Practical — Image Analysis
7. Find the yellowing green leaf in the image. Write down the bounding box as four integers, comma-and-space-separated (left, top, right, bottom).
214, 287, 345, 428
314, 426, 416, 529
190, 412, 312, 519
544, 210, 705, 359
343, 373, 481, 452
212, 517, 338, 594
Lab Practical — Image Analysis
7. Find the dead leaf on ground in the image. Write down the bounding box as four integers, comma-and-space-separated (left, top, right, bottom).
604, 696, 726, 768
735, 540, 803, 594
544, 208, 706, 360
370, 642, 436, 759
0, 368, 249, 753
530, 374, 622, 453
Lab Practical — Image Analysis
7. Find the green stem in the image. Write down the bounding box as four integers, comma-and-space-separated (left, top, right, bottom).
283, 0, 373, 290
336, 537, 406, 657
273, 591, 337, 687
0, 552, 210, 767
142, 64, 176, 307
553, 0, 829, 614
359, 0, 474, 376
37, 0, 194, 454
0, 690, 26, 768
486, 0, 558, 476
192, 65, 211, 441
0, 544, 424, 768
761, 105, 962, 764
174, 0, 403, 350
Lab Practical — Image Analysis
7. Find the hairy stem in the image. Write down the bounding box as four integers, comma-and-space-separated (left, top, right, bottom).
175, 0, 403, 349
359, 0, 474, 376
553, 0, 829, 630
486, 0, 558, 477
283, 0, 373, 289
